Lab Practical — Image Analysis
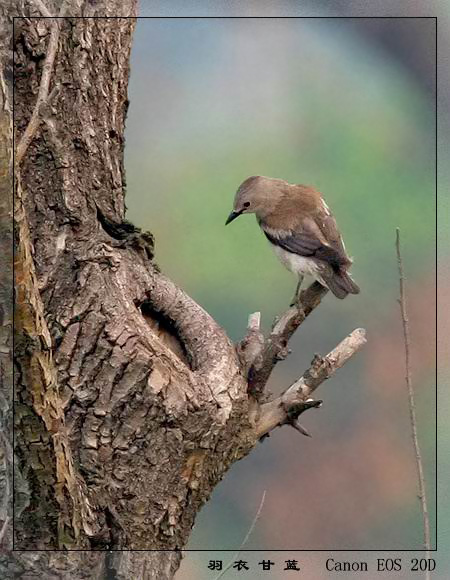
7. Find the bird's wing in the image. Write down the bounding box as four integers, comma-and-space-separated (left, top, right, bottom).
314, 211, 351, 263
262, 217, 350, 272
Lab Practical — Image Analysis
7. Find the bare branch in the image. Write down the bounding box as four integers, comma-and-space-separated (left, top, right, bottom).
16, 1, 69, 165
237, 311, 265, 377
256, 328, 366, 438
396, 228, 432, 563
145, 270, 239, 380
247, 311, 261, 332
282, 398, 323, 438
246, 281, 328, 396
213, 490, 266, 580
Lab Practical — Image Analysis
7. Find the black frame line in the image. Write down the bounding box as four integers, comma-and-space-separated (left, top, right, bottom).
11, 14, 438, 554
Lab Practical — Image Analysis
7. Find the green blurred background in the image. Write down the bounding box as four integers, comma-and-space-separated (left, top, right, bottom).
125, 7, 441, 579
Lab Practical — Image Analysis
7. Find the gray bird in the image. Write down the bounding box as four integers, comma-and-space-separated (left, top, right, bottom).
226, 176, 360, 300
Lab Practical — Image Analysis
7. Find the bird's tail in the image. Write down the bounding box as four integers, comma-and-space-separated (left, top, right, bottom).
321, 270, 360, 299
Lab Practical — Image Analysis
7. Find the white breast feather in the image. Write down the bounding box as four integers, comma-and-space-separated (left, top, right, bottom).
272, 245, 320, 277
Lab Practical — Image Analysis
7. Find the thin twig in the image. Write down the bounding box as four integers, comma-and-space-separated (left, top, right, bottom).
396, 228, 432, 566
213, 491, 266, 580
16, 1, 68, 165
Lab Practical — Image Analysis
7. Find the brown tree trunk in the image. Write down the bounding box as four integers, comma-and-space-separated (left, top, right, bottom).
1, 2, 365, 578
9, 2, 254, 575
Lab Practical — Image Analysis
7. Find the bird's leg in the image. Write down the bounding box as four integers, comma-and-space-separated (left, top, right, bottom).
290, 275, 304, 307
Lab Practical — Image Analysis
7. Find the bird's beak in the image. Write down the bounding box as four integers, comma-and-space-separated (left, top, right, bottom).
225, 210, 242, 225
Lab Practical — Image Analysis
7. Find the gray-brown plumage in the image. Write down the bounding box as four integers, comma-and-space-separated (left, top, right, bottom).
225, 175, 360, 299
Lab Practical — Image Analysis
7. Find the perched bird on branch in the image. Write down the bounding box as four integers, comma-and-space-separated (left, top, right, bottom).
226, 176, 360, 300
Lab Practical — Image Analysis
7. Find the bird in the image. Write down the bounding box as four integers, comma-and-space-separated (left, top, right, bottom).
225, 175, 360, 301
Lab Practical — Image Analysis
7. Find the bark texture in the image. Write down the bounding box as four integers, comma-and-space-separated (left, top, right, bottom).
0, 0, 14, 557
2, 2, 365, 578
12, 0, 254, 568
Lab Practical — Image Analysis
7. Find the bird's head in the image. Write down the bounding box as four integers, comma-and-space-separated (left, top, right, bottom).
225, 175, 287, 225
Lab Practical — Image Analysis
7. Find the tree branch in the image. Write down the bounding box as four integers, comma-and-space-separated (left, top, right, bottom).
16, 0, 68, 165
237, 311, 265, 376
396, 228, 432, 562
144, 269, 240, 383
255, 328, 366, 438
241, 282, 328, 396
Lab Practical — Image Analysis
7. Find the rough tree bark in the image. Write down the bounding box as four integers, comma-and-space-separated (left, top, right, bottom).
1, 2, 366, 578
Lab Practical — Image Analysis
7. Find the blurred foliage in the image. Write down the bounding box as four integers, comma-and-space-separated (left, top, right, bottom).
124, 16, 436, 559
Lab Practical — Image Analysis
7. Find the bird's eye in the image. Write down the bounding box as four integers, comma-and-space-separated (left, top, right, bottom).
243, 202, 250, 208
